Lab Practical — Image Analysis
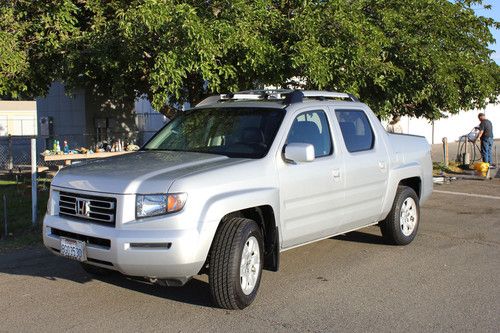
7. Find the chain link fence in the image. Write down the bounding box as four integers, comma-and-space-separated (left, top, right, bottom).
0, 114, 168, 239
0, 134, 161, 173
0, 113, 168, 172
0, 136, 33, 171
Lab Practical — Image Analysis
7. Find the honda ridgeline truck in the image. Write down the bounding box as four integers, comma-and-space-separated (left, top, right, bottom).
43, 90, 432, 309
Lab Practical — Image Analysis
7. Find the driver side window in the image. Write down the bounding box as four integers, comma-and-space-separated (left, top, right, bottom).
286, 110, 333, 157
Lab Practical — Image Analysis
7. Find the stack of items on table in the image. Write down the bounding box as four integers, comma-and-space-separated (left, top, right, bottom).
41, 139, 140, 157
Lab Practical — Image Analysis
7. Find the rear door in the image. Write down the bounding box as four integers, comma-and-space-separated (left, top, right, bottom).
333, 108, 389, 229
277, 107, 345, 248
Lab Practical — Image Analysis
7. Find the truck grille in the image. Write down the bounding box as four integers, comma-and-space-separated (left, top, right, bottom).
58, 191, 116, 226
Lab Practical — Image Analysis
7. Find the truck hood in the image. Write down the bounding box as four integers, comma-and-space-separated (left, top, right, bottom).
52, 151, 239, 194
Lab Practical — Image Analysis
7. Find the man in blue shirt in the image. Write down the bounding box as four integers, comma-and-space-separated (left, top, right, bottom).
476, 113, 494, 168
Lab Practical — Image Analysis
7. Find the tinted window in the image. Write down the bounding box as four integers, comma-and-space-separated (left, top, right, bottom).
144, 107, 285, 158
287, 110, 333, 157
335, 109, 374, 152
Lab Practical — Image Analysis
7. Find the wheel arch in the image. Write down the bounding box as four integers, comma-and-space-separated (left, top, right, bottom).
200, 188, 281, 273
398, 176, 421, 198
220, 205, 280, 272
380, 163, 423, 220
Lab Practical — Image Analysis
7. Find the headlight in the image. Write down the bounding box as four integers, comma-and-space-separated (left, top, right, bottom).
136, 193, 187, 218
46, 189, 54, 215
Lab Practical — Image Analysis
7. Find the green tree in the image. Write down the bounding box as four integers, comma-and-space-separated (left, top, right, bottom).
288, 0, 500, 118
0, 0, 79, 99
62, 0, 283, 117
1, 0, 499, 119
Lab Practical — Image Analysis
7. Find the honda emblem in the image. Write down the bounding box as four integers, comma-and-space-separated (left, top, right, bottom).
75, 198, 91, 217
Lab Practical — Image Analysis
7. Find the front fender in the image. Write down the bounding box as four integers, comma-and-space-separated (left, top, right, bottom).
194, 187, 280, 264
201, 187, 279, 224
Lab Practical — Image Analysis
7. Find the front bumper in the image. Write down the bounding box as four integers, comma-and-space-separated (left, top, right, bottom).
43, 214, 217, 280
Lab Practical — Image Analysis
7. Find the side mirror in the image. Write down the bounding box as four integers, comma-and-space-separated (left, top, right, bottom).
284, 143, 315, 163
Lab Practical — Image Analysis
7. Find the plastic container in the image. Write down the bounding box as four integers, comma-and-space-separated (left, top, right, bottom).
63, 140, 69, 154
473, 162, 489, 177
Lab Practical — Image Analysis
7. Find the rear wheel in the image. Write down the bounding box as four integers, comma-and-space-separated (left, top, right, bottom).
209, 217, 264, 310
380, 186, 420, 245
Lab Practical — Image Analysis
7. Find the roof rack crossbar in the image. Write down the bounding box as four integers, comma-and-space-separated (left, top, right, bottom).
196, 91, 282, 107
220, 93, 265, 100
299, 91, 359, 102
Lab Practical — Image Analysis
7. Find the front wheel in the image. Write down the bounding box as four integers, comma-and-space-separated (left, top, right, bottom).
380, 186, 420, 245
209, 217, 264, 310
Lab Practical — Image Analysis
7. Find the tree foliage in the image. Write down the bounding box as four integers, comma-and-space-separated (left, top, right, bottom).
0, 0, 79, 98
1, 0, 499, 119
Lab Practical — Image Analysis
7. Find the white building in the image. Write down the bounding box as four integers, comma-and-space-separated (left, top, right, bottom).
0, 101, 37, 136
385, 101, 499, 144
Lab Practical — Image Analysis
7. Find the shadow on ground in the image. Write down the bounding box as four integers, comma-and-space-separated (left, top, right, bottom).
0, 228, 390, 308
102, 274, 212, 307
0, 246, 212, 307
333, 230, 387, 245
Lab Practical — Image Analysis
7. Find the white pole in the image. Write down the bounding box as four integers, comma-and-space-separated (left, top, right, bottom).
3, 194, 7, 239
431, 120, 434, 145
31, 138, 37, 226
496, 144, 498, 168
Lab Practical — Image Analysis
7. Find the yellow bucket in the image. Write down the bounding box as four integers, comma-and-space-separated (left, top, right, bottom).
473, 162, 489, 177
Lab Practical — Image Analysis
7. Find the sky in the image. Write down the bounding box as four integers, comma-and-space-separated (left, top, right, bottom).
474, 1, 500, 63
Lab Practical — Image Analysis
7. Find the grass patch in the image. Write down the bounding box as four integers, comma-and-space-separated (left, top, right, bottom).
432, 161, 465, 176
0, 177, 50, 252
0, 226, 43, 253
0, 180, 18, 186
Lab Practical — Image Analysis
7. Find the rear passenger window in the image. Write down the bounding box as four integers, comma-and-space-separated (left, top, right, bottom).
287, 110, 333, 157
335, 110, 374, 152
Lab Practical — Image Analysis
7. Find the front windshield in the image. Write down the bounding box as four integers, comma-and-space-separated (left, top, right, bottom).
144, 107, 286, 158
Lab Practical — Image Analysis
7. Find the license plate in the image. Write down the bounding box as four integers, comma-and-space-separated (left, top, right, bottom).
60, 237, 87, 262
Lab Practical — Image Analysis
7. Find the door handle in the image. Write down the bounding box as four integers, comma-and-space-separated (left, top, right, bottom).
332, 169, 341, 181
378, 161, 387, 170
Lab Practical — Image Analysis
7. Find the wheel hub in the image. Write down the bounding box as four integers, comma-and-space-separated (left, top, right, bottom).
400, 197, 417, 236
240, 236, 260, 295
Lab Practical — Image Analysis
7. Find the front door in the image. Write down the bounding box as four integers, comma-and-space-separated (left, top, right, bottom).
278, 108, 345, 248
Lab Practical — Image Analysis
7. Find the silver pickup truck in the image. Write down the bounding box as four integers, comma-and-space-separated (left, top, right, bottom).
43, 90, 432, 309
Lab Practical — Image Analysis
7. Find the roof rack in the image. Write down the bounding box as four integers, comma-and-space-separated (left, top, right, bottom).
196, 90, 291, 107
302, 90, 360, 102
220, 90, 292, 101
195, 90, 360, 107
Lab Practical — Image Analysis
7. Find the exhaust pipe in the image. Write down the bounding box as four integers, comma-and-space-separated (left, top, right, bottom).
149, 277, 191, 287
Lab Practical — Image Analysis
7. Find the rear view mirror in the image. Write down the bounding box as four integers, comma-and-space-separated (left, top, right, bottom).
284, 143, 315, 163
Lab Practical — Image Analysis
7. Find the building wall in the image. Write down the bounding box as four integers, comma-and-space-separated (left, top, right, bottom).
384, 102, 500, 144
0, 101, 37, 136
36, 82, 87, 149
134, 97, 168, 143
36, 82, 169, 149
84, 93, 138, 146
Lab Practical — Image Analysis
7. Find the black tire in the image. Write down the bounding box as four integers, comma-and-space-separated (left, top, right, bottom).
80, 262, 113, 276
209, 217, 264, 310
380, 186, 420, 245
